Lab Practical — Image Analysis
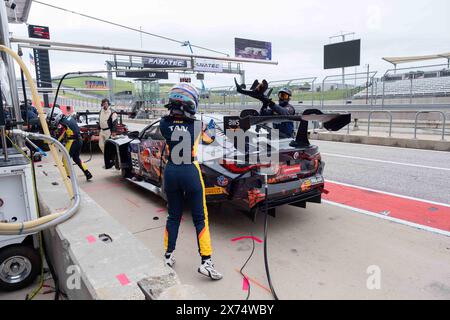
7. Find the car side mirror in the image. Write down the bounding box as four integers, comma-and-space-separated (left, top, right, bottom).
127, 131, 139, 139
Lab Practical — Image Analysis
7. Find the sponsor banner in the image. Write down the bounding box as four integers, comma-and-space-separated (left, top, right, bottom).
235, 38, 272, 61
116, 71, 169, 79
142, 56, 188, 68
194, 59, 223, 73
85, 80, 108, 89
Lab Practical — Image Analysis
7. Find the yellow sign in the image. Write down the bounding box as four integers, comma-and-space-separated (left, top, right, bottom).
205, 187, 226, 195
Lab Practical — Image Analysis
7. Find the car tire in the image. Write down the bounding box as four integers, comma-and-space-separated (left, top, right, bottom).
0, 245, 42, 292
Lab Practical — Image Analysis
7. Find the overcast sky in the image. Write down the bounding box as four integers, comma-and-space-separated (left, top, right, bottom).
8, 0, 450, 88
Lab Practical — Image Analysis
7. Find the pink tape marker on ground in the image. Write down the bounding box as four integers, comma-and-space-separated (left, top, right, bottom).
242, 277, 250, 291
86, 235, 96, 244
116, 274, 131, 286
157, 208, 167, 213
231, 236, 263, 244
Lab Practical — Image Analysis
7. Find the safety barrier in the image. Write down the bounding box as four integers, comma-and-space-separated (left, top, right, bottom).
414, 111, 446, 141
368, 111, 393, 137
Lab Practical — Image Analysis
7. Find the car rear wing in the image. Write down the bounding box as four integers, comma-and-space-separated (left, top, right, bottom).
224, 110, 351, 147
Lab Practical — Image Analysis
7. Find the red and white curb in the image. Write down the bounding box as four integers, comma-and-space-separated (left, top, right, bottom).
323, 180, 450, 237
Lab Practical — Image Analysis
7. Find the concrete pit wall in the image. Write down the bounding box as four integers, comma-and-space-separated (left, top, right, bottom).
37, 162, 203, 300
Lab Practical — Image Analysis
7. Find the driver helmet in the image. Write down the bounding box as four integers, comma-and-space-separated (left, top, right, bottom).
47, 107, 65, 127
167, 83, 199, 118
278, 88, 292, 102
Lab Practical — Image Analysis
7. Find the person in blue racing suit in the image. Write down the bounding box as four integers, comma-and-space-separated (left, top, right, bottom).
159, 83, 222, 280
260, 87, 296, 138
47, 107, 93, 181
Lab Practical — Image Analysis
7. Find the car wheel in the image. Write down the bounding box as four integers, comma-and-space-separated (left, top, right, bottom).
0, 245, 42, 292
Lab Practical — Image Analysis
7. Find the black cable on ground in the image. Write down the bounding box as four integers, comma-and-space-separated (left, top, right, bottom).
83, 132, 94, 163
239, 233, 256, 300
263, 175, 279, 300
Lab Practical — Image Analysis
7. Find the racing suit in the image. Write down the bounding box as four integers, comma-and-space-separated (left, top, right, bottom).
159, 115, 215, 260
58, 116, 92, 180
261, 101, 296, 138
99, 107, 118, 153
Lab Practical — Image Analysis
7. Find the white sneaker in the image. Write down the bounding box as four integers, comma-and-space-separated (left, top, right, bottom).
164, 253, 175, 268
198, 259, 223, 280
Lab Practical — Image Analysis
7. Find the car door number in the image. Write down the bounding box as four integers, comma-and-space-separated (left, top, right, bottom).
131, 153, 140, 171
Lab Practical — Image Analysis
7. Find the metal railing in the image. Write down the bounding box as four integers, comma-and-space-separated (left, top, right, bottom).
368, 111, 393, 137
414, 111, 446, 141
312, 109, 448, 141
320, 71, 378, 108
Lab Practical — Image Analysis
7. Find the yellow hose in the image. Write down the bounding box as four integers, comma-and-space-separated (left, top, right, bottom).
0, 45, 73, 197
0, 45, 76, 233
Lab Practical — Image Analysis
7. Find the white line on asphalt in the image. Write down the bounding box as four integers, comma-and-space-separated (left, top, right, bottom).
323, 200, 450, 238
321, 153, 450, 172
326, 180, 450, 208
313, 139, 450, 154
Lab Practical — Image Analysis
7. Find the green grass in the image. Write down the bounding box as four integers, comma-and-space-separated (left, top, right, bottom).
53, 77, 364, 104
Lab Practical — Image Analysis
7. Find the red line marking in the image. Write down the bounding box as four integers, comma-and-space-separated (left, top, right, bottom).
116, 274, 130, 286
82, 183, 122, 193
86, 235, 96, 244
323, 181, 450, 232
156, 208, 167, 213
231, 236, 263, 244
234, 269, 271, 294
242, 277, 250, 291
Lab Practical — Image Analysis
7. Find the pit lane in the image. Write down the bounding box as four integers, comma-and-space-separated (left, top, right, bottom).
76, 135, 450, 300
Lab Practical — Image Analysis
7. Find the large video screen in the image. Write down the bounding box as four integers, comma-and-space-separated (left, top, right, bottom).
324, 39, 361, 69
235, 38, 272, 61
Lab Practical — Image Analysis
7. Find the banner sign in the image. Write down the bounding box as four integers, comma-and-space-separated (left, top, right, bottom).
235, 38, 272, 61
28, 25, 52, 106
194, 59, 223, 73
142, 57, 188, 68
85, 80, 108, 89
116, 71, 169, 79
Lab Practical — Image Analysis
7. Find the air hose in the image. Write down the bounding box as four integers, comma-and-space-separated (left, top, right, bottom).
0, 45, 80, 235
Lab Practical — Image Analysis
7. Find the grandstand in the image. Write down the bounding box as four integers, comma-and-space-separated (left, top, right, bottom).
355, 69, 450, 99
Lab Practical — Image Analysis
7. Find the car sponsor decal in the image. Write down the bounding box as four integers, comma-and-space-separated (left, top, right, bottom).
205, 186, 226, 195
300, 176, 324, 192
248, 188, 266, 208
301, 179, 312, 192
216, 175, 229, 187
140, 148, 152, 172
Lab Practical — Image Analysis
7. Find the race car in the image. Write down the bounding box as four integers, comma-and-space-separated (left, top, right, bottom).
76, 111, 129, 146
103, 110, 350, 218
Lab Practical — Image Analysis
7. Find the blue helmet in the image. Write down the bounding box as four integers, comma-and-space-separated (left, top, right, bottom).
168, 83, 199, 118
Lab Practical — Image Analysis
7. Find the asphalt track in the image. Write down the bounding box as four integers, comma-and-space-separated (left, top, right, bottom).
73, 132, 450, 300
